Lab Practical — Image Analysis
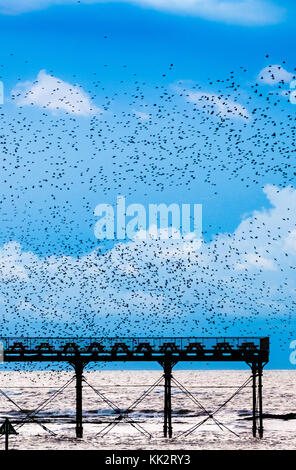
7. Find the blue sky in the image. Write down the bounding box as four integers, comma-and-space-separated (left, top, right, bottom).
0, 0, 295, 367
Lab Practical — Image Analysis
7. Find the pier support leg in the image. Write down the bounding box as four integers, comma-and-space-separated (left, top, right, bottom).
74, 361, 84, 438
163, 361, 172, 438
252, 364, 257, 437
258, 363, 263, 438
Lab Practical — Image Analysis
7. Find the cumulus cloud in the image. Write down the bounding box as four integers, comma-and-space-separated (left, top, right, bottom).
258, 65, 295, 85
235, 253, 277, 271
184, 89, 250, 120
0, 242, 32, 281
0, 185, 296, 337
133, 109, 150, 120
11, 70, 101, 116
133, 0, 285, 25
0, 0, 285, 26
284, 230, 296, 255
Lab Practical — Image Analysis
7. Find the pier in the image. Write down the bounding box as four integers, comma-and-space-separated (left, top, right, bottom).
0, 336, 269, 440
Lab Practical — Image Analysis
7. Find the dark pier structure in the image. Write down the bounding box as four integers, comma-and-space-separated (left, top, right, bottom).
0, 336, 269, 440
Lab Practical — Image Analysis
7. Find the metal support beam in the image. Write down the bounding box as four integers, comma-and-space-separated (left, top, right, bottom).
74, 361, 84, 438
163, 361, 173, 438
252, 364, 257, 437
258, 363, 263, 438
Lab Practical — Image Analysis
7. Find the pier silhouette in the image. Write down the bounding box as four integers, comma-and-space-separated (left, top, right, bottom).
0, 336, 269, 440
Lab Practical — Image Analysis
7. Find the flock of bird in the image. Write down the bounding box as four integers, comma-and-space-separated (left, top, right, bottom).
0, 54, 295, 357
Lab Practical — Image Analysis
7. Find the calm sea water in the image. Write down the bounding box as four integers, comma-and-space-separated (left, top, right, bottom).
0, 370, 295, 450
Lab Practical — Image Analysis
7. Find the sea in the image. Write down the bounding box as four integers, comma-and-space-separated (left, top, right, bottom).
0, 370, 294, 450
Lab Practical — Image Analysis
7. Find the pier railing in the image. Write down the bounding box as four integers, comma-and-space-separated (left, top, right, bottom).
0, 336, 269, 362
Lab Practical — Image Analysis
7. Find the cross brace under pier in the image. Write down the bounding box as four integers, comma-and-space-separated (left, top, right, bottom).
67, 358, 266, 439
0, 337, 269, 439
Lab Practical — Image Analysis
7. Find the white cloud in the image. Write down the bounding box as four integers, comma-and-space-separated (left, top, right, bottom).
258, 65, 294, 85
132, 0, 284, 25
0, 0, 285, 26
0, 241, 36, 281
284, 230, 296, 255
184, 89, 250, 120
1, 185, 296, 336
12, 70, 101, 116
235, 253, 277, 271
133, 109, 150, 120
